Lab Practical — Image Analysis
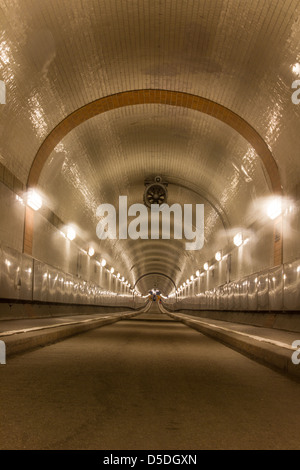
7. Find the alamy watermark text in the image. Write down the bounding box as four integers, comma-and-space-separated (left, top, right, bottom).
96, 196, 204, 251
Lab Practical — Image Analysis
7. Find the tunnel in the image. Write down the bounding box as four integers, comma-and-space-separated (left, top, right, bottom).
0, 0, 300, 452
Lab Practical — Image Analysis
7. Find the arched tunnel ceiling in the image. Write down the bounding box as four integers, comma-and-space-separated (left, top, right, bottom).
37, 104, 271, 294
1, 0, 300, 295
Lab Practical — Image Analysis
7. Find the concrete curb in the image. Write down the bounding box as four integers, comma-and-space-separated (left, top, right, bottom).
163, 309, 300, 333
165, 312, 300, 380
2, 311, 140, 358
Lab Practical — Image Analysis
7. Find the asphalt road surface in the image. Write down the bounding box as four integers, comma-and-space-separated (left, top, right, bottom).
0, 308, 299, 450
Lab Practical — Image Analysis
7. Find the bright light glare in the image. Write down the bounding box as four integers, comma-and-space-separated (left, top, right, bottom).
267, 198, 282, 220
233, 232, 243, 247
16, 195, 24, 205
88, 247, 95, 257
204, 262, 209, 271
215, 251, 222, 261
117, 273, 120, 278
67, 227, 76, 241
121, 276, 124, 282
27, 189, 42, 211
196, 270, 200, 277
110, 267, 114, 274
292, 63, 300, 75
101, 258, 106, 267
190, 275, 194, 281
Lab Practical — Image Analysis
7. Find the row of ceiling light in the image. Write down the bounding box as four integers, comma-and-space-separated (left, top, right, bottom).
64, 242, 134, 291
176, 233, 247, 294
176, 198, 284, 294
20, 191, 285, 296
17, 190, 135, 291
24, 190, 284, 222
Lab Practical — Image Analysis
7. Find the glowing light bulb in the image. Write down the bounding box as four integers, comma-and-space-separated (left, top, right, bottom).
101, 258, 106, 267
67, 227, 76, 241
27, 189, 42, 211
292, 63, 300, 75
110, 267, 114, 274
215, 251, 222, 261
88, 247, 95, 257
204, 263, 209, 271
16, 195, 24, 205
267, 197, 282, 220
233, 232, 243, 247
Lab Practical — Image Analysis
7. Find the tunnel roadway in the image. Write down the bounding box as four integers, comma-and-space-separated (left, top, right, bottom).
0, 304, 299, 450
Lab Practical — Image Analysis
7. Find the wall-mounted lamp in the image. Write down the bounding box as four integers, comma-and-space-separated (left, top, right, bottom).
66, 226, 76, 241
27, 189, 42, 211
267, 197, 282, 220
88, 247, 95, 257
233, 232, 243, 247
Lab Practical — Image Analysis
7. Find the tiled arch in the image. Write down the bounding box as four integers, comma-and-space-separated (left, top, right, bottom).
24, 89, 282, 256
